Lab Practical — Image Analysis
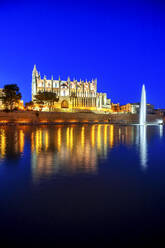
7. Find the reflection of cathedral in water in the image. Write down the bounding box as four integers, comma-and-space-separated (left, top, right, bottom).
30, 125, 115, 180
30, 125, 143, 180
0, 128, 24, 158
0, 125, 163, 180
0, 125, 139, 178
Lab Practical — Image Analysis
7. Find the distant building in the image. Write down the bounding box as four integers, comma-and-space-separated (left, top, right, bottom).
120, 103, 154, 114
154, 109, 165, 116
111, 103, 120, 112
146, 104, 155, 114
32, 65, 111, 110
120, 103, 139, 113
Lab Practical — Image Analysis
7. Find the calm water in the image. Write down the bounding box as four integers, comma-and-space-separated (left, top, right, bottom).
0, 124, 165, 245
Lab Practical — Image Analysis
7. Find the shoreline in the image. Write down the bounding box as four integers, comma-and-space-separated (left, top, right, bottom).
0, 111, 163, 125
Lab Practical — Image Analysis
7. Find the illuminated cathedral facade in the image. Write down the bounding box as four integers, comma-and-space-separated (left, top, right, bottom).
32, 65, 111, 110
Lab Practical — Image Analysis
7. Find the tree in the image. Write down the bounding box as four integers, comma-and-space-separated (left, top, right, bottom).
34, 91, 59, 111
1, 84, 22, 111
25, 101, 34, 110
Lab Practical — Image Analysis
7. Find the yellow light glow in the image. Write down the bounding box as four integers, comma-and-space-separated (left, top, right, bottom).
39, 129, 42, 151
82, 120, 89, 123
91, 125, 95, 147
81, 126, 85, 149
40, 120, 48, 123
36, 129, 42, 154
97, 125, 101, 150
0, 120, 8, 123
19, 129, 24, 153
17, 120, 30, 123
66, 127, 70, 149
104, 125, 108, 147
54, 120, 64, 123
0, 129, 6, 157
110, 125, 114, 148
70, 127, 73, 150
45, 130, 49, 151
69, 120, 79, 123
57, 127, 61, 151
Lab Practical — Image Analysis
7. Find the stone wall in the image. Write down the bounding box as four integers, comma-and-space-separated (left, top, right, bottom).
0, 111, 162, 125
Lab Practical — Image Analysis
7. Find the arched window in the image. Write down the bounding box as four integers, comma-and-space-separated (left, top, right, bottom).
61, 100, 69, 108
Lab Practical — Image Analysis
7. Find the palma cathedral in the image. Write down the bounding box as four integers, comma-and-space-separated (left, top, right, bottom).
32, 65, 111, 110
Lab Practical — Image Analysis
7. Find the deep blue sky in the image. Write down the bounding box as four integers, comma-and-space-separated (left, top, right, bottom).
0, 0, 165, 108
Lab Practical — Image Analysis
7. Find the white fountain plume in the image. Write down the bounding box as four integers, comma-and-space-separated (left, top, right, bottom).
139, 84, 147, 125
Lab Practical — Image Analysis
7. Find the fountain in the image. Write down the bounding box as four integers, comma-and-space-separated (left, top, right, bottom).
139, 84, 146, 125
139, 84, 163, 125
137, 84, 163, 169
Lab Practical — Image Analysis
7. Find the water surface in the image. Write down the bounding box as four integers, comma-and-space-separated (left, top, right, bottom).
0, 124, 165, 245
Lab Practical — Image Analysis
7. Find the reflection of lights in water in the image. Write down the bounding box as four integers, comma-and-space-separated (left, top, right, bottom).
57, 127, 61, 151
81, 126, 85, 149
35, 130, 39, 154
118, 128, 121, 142
66, 127, 70, 149
91, 125, 95, 147
159, 125, 163, 138
3, 125, 153, 181
135, 126, 139, 146
97, 125, 101, 150
70, 127, 73, 150
103, 125, 108, 157
139, 125, 147, 169
39, 129, 42, 150
19, 130, 24, 153
110, 125, 114, 147
45, 130, 49, 151
31, 132, 34, 152
15, 131, 19, 153
104, 125, 107, 146
36, 129, 42, 154
0, 129, 6, 158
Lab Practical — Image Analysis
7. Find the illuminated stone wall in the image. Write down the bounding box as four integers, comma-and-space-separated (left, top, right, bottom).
0, 112, 162, 124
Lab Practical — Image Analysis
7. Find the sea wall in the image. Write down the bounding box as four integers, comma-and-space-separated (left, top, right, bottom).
0, 111, 163, 125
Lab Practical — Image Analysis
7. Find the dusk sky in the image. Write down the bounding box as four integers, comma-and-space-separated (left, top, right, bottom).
0, 0, 165, 108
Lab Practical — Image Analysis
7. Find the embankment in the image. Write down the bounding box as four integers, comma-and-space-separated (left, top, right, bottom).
0, 111, 163, 125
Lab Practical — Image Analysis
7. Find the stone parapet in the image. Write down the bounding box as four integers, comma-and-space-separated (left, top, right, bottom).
0, 111, 163, 125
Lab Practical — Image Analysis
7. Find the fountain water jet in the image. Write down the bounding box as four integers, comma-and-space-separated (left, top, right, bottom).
139, 84, 147, 125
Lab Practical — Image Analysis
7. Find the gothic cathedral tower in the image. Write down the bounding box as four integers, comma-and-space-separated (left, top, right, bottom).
32, 65, 38, 100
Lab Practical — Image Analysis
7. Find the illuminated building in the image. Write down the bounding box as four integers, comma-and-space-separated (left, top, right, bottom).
120, 103, 138, 113
32, 65, 111, 110
120, 103, 155, 114
111, 103, 121, 112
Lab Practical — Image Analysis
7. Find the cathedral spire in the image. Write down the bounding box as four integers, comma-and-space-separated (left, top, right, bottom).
32, 64, 38, 77
67, 76, 70, 82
